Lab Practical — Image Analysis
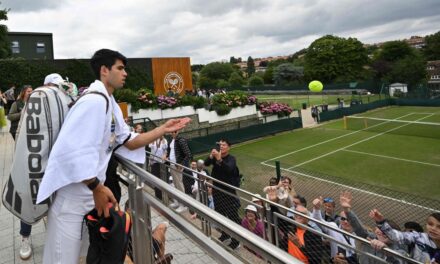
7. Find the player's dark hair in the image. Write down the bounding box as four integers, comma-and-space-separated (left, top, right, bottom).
90, 49, 127, 79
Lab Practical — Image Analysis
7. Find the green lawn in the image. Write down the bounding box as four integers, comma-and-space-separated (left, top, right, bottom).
256, 93, 383, 109
228, 106, 440, 200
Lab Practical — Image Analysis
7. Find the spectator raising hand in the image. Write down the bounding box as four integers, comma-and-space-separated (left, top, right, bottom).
369, 209, 385, 223
340, 191, 352, 211
312, 196, 323, 210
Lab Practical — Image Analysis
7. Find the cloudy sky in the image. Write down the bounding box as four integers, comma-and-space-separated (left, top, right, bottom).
2, 0, 440, 64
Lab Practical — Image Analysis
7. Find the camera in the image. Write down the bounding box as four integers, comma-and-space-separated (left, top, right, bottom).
215, 142, 221, 151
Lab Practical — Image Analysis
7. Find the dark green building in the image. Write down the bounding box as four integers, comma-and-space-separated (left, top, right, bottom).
7, 32, 54, 59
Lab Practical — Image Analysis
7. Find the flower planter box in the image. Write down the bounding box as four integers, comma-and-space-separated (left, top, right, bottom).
197, 105, 257, 124
259, 113, 290, 123
265, 114, 279, 123
127, 104, 257, 123
162, 106, 196, 119
128, 105, 195, 121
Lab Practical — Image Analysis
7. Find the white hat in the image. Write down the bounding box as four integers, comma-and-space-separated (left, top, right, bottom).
44, 73, 65, 85
245, 204, 257, 213
251, 194, 262, 202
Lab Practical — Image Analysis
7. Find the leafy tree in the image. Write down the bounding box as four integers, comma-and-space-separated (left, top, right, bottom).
0, 5, 11, 59
192, 72, 199, 89
370, 59, 392, 80
291, 48, 307, 60
246, 56, 255, 77
304, 35, 368, 82
191, 64, 204, 72
229, 56, 242, 64
199, 62, 234, 89
229, 71, 245, 89
273, 63, 304, 86
377, 41, 413, 62
259, 60, 268, 67
263, 66, 274, 84
372, 41, 426, 89
386, 52, 427, 87
267, 58, 289, 68
216, 79, 229, 89
248, 75, 264, 86
423, 31, 440, 60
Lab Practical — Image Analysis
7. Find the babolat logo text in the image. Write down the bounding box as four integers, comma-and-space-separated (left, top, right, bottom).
26, 96, 46, 204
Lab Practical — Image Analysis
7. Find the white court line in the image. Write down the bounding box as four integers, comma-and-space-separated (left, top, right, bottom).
287, 113, 434, 169
262, 113, 415, 163
342, 149, 440, 168
347, 116, 440, 126
409, 112, 439, 115
260, 162, 438, 212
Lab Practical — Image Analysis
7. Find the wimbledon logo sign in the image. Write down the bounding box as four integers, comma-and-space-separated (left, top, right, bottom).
164, 72, 184, 94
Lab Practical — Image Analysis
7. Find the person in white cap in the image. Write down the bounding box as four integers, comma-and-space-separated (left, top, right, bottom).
241, 204, 265, 256
44, 73, 78, 97
44, 73, 64, 85
37, 49, 190, 264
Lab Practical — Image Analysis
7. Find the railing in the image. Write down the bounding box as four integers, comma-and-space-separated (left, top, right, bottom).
116, 154, 299, 264
116, 152, 423, 264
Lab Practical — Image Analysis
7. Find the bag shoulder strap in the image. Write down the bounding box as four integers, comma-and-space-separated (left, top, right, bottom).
69, 91, 109, 113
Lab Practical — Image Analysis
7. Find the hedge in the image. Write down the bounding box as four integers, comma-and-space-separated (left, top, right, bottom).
0, 58, 152, 92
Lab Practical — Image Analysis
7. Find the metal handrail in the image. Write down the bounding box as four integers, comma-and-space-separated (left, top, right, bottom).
144, 151, 423, 264
116, 154, 302, 264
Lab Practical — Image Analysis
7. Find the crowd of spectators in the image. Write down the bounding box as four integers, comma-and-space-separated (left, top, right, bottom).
246, 179, 440, 264
138, 137, 439, 263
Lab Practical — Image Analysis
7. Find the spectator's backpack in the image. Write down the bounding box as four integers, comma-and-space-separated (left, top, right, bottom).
2, 85, 108, 224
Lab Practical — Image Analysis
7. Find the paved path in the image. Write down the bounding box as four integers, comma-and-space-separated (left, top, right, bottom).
0, 126, 219, 264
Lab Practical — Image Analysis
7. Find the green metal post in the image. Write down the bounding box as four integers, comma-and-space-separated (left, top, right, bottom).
275, 161, 281, 182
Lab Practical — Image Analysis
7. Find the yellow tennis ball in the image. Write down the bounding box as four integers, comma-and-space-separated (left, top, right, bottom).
309, 80, 323, 92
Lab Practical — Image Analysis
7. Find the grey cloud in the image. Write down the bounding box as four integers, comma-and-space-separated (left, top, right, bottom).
1, 0, 63, 12
184, 0, 267, 16
237, 0, 440, 42
4, 0, 439, 64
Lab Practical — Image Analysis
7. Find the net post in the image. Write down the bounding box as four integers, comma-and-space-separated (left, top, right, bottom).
275, 161, 281, 182
343, 116, 347, 130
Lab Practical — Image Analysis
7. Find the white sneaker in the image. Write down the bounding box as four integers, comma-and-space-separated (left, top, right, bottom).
19, 237, 32, 260
175, 205, 187, 213
169, 201, 179, 209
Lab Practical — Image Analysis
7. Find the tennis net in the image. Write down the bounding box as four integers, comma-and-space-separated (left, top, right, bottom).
343, 115, 440, 139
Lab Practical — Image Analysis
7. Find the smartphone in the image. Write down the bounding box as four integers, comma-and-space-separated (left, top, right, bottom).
337, 247, 347, 256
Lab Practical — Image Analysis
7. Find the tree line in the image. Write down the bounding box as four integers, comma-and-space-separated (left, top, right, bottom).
192, 32, 440, 91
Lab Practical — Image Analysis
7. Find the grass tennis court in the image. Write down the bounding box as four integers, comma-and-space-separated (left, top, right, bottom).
230, 106, 440, 200
256, 94, 383, 109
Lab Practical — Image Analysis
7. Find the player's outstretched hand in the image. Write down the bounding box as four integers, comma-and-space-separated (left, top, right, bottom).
162, 117, 191, 133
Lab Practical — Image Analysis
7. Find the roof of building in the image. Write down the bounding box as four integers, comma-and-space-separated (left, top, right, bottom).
8, 32, 53, 36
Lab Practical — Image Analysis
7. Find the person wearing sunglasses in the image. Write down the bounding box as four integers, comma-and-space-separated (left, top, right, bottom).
340, 191, 408, 264
312, 196, 358, 263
